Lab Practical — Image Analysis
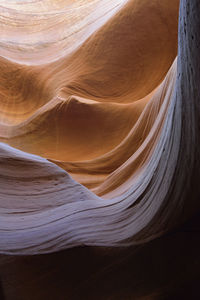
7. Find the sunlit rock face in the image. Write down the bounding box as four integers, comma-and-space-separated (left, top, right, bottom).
0, 0, 199, 255
0, 0, 179, 191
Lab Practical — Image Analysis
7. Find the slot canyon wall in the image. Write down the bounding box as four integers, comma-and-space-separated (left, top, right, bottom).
0, 0, 199, 254
0, 0, 199, 266
0, 0, 200, 299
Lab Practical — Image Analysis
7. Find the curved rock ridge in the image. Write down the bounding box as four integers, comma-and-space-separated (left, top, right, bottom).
1, 0, 199, 255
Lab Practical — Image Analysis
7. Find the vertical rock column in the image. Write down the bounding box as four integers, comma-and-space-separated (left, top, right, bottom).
175, 0, 200, 219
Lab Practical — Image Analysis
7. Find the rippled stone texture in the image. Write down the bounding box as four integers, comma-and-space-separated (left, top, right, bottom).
0, 0, 199, 257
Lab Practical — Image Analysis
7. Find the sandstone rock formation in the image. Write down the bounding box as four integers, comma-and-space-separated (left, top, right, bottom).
0, 0, 199, 255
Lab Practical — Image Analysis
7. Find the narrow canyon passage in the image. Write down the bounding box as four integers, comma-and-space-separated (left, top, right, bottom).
0, 0, 199, 272
0, 0, 200, 299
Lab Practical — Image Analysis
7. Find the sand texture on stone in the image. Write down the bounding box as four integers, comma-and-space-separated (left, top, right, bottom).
1, 0, 199, 255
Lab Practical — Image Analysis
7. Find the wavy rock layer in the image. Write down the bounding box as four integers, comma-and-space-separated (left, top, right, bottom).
0, 0, 199, 255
